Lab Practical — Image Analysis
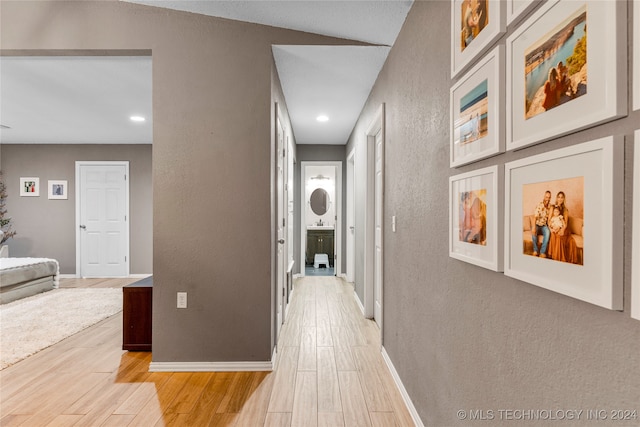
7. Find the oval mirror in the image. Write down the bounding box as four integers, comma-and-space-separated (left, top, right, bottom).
310, 188, 330, 216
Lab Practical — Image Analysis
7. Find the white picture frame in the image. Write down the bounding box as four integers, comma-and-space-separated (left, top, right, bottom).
48, 180, 68, 200
451, 0, 506, 78
450, 165, 503, 272
632, 130, 640, 320
504, 136, 623, 310
506, 0, 543, 27
19, 177, 39, 197
634, 0, 639, 112
450, 45, 505, 167
506, 0, 627, 151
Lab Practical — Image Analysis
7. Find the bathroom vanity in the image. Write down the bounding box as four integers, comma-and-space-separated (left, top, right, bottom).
306, 226, 334, 267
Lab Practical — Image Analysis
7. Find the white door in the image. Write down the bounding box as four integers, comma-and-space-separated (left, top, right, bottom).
77, 162, 129, 278
276, 118, 286, 336
374, 130, 383, 325
347, 151, 355, 283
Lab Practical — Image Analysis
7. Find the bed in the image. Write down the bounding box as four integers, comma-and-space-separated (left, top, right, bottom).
0, 258, 59, 304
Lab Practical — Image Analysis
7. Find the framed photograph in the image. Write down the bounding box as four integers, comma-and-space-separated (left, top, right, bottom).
632, 130, 640, 320
19, 177, 39, 197
449, 165, 503, 272
451, 0, 506, 78
506, 0, 627, 150
634, 0, 639, 112
504, 136, 623, 310
506, 0, 543, 26
450, 45, 504, 167
48, 180, 68, 200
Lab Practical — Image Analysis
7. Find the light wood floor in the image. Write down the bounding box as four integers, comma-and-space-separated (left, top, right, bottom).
0, 276, 414, 426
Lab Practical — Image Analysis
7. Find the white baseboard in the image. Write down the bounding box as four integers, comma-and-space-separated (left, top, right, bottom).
61, 274, 152, 279
381, 347, 424, 427
353, 290, 365, 315
338, 273, 348, 280
293, 273, 303, 279
149, 360, 274, 372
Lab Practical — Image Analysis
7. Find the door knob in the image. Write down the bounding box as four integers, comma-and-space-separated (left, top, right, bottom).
278, 239, 285, 244
79, 225, 87, 230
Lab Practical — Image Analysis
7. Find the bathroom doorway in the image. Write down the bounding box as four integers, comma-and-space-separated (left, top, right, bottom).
300, 161, 342, 277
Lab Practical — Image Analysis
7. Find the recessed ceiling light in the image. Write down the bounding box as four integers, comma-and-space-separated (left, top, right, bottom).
316, 115, 329, 122
130, 116, 146, 122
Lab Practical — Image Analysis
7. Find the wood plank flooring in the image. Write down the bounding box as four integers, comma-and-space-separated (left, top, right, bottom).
0, 276, 414, 426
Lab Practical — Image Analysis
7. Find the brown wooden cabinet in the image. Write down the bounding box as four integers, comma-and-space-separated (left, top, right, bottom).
306, 229, 334, 266
122, 276, 152, 351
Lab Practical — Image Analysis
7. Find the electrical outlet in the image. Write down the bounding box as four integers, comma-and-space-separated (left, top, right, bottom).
177, 292, 187, 309
392, 215, 397, 232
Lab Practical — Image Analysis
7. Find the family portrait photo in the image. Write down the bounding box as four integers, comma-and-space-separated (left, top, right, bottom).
458, 189, 487, 246
522, 177, 584, 265
460, 0, 489, 51
524, 5, 587, 119
457, 79, 489, 145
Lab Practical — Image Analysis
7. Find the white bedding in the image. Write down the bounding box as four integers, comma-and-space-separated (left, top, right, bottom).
0, 258, 60, 288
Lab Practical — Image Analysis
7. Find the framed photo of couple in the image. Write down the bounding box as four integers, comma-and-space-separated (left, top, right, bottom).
505, 0, 627, 150
504, 136, 623, 310
451, 0, 505, 78
449, 165, 503, 272
450, 46, 504, 167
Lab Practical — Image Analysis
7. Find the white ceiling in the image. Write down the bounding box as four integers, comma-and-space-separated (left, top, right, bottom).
0, 1, 412, 145
0, 56, 152, 144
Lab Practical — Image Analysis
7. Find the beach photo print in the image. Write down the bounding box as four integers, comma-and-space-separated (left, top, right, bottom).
505, 0, 626, 150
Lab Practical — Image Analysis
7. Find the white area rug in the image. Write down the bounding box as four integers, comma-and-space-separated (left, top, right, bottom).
0, 288, 122, 369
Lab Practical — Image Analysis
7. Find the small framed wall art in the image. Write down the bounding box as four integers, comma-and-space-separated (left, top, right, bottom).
504, 136, 623, 310
20, 177, 39, 197
48, 180, 68, 200
451, 0, 505, 78
505, 0, 627, 150
450, 45, 504, 167
449, 165, 503, 272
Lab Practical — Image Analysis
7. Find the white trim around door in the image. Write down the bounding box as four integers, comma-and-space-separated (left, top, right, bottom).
300, 161, 342, 277
364, 104, 385, 333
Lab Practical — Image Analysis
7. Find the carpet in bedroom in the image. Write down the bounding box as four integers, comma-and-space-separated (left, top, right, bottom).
0, 288, 122, 370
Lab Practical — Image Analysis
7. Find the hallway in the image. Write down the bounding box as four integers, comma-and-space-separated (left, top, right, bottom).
0, 276, 414, 426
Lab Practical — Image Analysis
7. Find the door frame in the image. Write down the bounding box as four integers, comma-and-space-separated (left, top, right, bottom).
300, 161, 342, 277
364, 104, 384, 334
75, 160, 130, 278
346, 148, 356, 283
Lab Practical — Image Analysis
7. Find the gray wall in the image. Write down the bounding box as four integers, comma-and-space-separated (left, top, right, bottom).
294, 144, 346, 275
0, 144, 152, 275
1, 0, 359, 363
347, 1, 640, 425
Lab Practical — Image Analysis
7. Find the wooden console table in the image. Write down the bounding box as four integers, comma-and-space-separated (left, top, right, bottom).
122, 276, 152, 351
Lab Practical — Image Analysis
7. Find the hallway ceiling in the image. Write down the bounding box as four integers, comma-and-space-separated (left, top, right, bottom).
0, 1, 413, 145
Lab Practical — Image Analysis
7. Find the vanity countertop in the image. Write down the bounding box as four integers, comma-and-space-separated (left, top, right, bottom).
307, 225, 334, 230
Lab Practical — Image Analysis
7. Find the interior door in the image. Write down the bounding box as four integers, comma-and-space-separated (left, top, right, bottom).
374, 130, 383, 326
347, 152, 355, 283
78, 162, 129, 278
276, 118, 286, 336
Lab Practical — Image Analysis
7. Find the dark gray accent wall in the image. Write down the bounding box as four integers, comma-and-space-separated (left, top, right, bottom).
294, 144, 346, 275
0, 144, 152, 275
347, 1, 640, 425
1, 0, 363, 363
